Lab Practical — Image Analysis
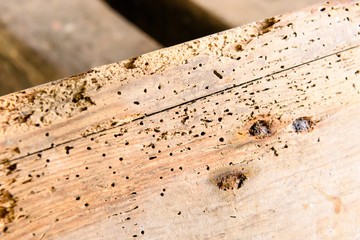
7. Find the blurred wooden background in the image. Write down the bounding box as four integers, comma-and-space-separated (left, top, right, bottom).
0, 0, 323, 96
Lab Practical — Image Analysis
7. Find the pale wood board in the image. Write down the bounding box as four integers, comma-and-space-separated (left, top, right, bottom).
191, 0, 324, 27
1, 1, 360, 239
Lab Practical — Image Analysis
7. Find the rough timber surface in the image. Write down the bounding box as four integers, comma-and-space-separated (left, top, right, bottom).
1, 1, 360, 239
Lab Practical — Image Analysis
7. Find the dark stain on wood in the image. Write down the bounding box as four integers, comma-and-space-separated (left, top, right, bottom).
249, 120, 273, 138
0, 189, 17, 233
125, 57, 138, 69
259, 17, 280, 35
212, 169, 248, 191
216, 171, 247, 191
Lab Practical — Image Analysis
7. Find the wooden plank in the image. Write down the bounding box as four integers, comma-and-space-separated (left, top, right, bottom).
1, 1, 360, 239
1, 0, 359, 160
0, 23, 61, 96
0, 0, 161, 96
191, 0, 324, 27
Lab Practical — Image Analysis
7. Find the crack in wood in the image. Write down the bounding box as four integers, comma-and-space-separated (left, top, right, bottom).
6, 44, 360, 163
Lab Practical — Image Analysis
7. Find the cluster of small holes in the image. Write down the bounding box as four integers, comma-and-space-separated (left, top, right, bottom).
9, 6, 360, 237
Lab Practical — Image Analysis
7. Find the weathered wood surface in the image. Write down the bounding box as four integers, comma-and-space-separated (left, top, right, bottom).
192, 0, 324, 26
0, 0, 161, 96
1, 1, 360, 239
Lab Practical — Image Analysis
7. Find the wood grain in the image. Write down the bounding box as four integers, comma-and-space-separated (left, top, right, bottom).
1, 1, 360, 239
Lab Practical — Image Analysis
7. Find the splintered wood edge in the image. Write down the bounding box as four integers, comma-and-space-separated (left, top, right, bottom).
1, 1, 360, 239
